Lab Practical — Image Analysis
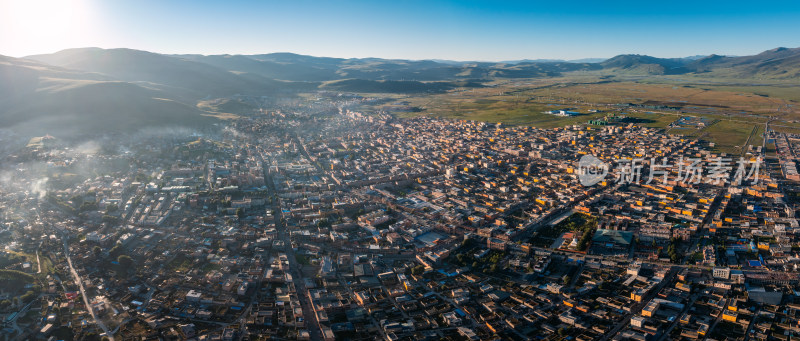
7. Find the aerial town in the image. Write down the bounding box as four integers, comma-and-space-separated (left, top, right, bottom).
1, 94, 800, 341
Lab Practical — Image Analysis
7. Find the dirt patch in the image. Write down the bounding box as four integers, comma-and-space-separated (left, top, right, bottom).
642, 100, 730, 108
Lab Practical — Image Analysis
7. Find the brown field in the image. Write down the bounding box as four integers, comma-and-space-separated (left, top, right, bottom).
358, 76, 800, 153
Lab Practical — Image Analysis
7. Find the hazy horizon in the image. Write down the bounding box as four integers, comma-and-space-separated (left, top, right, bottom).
3, 0, 800, 61
6, 45, 792, 64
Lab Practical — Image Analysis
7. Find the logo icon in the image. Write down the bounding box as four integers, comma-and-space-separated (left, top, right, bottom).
578, 154, 608, 186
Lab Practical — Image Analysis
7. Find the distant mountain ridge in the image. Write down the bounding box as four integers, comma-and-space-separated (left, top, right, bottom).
598, 47, 800, 78
3, 46, 800, 142
174, 51, 602, 82
689, 47, 800, 78
24, 46, 800, 87
26, 48, 312, 98
600, 55, 693, 75
501, 58, 608, 64
0, 53, 216, 141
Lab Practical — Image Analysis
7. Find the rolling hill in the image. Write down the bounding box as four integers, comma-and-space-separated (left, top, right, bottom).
26, 48, 311, 98
27, 46, 800, 99
600, 55, 692, 75
0, 54, 217, 140
174, 53, 342, 82
688, 47, 800, 78
598, 47, 800, 78
176, 52, 602, 82
319, 79, 484, 93
5, 45, 800, 142
23, 46, 800, 90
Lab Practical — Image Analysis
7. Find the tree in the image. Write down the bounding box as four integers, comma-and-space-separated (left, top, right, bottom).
563, 275, 572, 286
488, 264, 498, 273
20, 290, 36, 303
79, 201, 98, 212
236, 208, 244, 219
92, 246, 102, 258
84, 332, 102, 341
488, 252, 503, 264
576, 230, 593, 251
117, 255, 133, 271
296, 255, 310, 266
69, 194, 83, 203
667, 238, 682, 263
102, 215, 119, 224
109, 243, 123, 258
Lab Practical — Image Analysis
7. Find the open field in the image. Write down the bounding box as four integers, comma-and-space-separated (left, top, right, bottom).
637, 74, 800, 102
359, 75, 800, 154
771, 125, 800, 135
701, 120, 758, 154
3, 249, 53, 276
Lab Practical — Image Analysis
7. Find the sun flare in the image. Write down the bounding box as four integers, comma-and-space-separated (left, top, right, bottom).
1, 0, 98, 56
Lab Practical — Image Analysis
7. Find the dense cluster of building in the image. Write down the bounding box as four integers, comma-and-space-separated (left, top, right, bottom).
1, 96, 799, 341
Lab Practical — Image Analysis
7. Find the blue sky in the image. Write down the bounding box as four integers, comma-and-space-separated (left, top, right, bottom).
2, 0, 800, 60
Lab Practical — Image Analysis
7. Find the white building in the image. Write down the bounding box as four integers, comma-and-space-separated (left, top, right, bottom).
713, 267, 731, 280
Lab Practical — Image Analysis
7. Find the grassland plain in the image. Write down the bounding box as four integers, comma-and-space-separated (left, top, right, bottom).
361, 75, 800, 154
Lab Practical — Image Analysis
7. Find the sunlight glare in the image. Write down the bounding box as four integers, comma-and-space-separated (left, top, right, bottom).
1, 0, 99, 56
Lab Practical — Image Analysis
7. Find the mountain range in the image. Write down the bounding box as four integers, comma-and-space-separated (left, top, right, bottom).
2, 46, 800, 142
599, 47, 800, 77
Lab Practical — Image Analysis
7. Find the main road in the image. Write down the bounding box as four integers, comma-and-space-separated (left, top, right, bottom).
63, 237, 113, 341
259, 146, 323, 341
